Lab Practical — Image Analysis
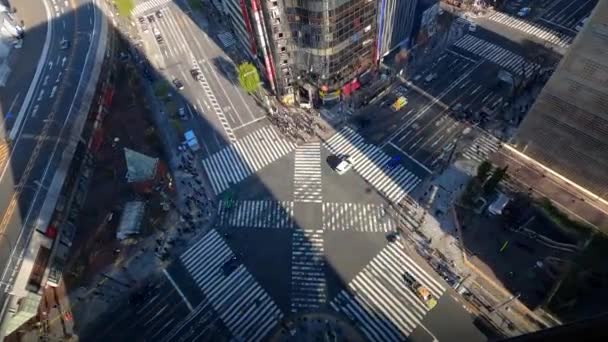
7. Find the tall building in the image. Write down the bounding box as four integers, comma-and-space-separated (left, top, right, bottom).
377, 0, 418, 61
512, 0, 608, 200
228, 0, 378, 107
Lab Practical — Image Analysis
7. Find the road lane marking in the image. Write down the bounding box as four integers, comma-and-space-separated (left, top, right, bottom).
162, 269, 193, 311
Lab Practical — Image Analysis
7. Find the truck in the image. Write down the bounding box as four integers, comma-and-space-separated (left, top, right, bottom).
184, 130, 200, 152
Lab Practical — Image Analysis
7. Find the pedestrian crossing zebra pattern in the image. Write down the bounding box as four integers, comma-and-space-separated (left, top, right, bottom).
322, 203, 396, 232
0, 143, 10, 174
132, 0, 171, 16
216, 200, 295, 229
294, 143, 322, 203
324, 127, 421, 203
291, 229, 326, 312
452, 35, 539, 77
461, 133, 501, 163
202, 126, 296, 195
179, 230, 283, 342
487, 11, 572, 48
330, 240, 446, 341
192, 58, 237, 143
217, 31, 236, 48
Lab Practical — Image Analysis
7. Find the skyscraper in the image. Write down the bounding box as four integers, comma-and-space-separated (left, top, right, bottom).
377, 0, 418, 61
512, 0, 608, 199
235, 0, 378, 106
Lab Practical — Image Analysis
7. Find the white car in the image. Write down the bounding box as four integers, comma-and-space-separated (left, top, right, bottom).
334, 155, 353, 175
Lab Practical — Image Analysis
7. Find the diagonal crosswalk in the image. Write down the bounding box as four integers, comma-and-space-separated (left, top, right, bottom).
132, 0, 172, 16
202, 126, 296, 195
462, 133, 501, 163
293, 143, 322, 203
322, 203, 396, 232
487, 11, 572, 48
179, 230, 283, 342
216, 200, 295, 229
330, 240, 446, 341
452, 35, 539, 77
324, 127, 421, 203
291, 229, 326, 312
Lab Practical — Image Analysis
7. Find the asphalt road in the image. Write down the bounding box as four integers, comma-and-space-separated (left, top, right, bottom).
0, 0, 101, 297
134, 0, 267, 156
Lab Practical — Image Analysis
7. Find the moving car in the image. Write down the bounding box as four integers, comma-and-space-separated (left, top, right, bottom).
391, 96, 408, 111
173, 78, 184, 90
517, 7, 531, 17
333, 155, 353, 175
178, 107, 189, 120
190, 68, 202, 81
156, 10, 163, 18
59, 39, 70, 50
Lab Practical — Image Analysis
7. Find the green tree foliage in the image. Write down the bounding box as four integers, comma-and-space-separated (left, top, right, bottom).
476, 160, 493, 182
114, 0, 134, 17
483, 166, 508, 195
237, 62, 261, 94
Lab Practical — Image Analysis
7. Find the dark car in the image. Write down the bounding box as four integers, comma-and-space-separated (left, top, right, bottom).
402, 272, 416, 288
172, 78, 184, 90
221, 257, 240, 276
190, 68, 202, 80
386, 231, 399, 243
156, 10, 163, 18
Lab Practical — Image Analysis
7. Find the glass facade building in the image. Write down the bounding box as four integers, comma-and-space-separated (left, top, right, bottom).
279, 0, 377, 101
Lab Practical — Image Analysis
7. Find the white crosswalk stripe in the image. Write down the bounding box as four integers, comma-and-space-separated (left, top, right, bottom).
294, 143, 322, 203
179, 230, 283, 342
217, 31, 236, 48
291, 229, 326, 312
202, 126, 296, 195
462, 133, 501, 163
323, 127, 421, 203
453, 35, 539, 77
487, 11, 572, 48
217, 200, 295, 228
330, 240, 446, 341
322, 203, 396, 232
132, 0, 171, 16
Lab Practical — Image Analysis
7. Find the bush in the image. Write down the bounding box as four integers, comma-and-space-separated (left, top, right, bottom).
476, 160, 493, 181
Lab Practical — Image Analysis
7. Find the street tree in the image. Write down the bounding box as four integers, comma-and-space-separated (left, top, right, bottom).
483, 166, 508, 194
476, 160, 493, 181
114, 0, 134, 17
237, 62, 261, 95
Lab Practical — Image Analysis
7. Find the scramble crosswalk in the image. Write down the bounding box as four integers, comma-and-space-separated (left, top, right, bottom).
330, 240, 446, 341
179, 230, 283, 342
293, 143, 322, 203
322, 203, 396, 232
324, 127, 421, 203
216, 200, 295, 229
132, 0, 172, 16
462, 133, 501, 163
202, 126, 296, 195
291, 230, 326, 312
452, 35, 539, 77
487, 11, 572, 48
